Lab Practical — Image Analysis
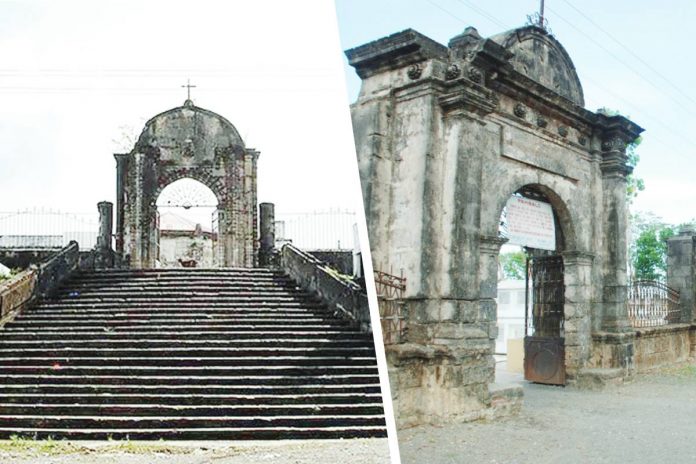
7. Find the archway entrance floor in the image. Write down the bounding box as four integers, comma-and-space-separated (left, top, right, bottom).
399, 364, 696, 463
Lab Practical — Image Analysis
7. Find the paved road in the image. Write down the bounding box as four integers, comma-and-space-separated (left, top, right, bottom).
399, 365, 696, 464
0, 438, 391, 464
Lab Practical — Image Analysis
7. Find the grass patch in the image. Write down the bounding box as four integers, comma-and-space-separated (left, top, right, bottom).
0, 435, 82, 455
100, 440, 196, 454
659, 363, 696, 378
0, 436, 203, 456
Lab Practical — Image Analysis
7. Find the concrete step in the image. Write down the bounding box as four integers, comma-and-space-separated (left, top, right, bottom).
0, 365, 379, 377
0, 330, 368, 341
4, 319, 350, 332
33, 301, 326, 310
13, 312, 338, 326
0, 414, 385, 429
0, 384, 382, 395
41, 296, 317, 304
0, 403, 386, 417
0, 373, 380, 386
56, 288, 311, 295
0, 339, 372, 349
0, 392, 383, 405
0, 426, 387, 440
25, 308, 325, 316
0, 347, 376, 358
66, 280, 297, 288
0, 356, 376, 367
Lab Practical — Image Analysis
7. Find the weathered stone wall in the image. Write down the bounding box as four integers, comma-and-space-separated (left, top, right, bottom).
307, 250, 353, 276
347, 26, 642, 427
633, 324, 691, 372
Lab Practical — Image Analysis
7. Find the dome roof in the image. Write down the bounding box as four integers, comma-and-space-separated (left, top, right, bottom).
489, 26, 584, 106
134, 101, 244, 159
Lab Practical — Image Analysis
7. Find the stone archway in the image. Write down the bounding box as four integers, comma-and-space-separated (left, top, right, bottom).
492, 184, 588, 385
114, 99, 259, 268
347, 25, 643, 427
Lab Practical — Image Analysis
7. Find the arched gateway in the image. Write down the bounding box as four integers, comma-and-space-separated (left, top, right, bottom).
347, 25, 643, 427
114, 99, 259, 268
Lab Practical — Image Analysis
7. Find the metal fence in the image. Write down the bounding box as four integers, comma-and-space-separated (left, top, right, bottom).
0, 208, 356, 253
275, 210, 357, 250
374, 269, 407, 345
627, 280, 681, 328
0, 209, 98, 251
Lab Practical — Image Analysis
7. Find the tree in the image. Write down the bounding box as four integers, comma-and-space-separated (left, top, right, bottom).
499, 250, 526, 280
625, 136, 645, 204
632, 223, 675, 280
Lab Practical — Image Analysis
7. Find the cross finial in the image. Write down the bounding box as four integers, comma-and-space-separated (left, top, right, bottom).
181, 79, 196, 103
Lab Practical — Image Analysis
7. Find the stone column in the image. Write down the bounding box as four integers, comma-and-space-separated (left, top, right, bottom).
95, 201, 114, 269
561, 251, 594, 377
666, 227, 696, 322
479, 235, 508, 383
113, 154, 128, 255
598, 133, 634, 333
130, 152, 147, 268
259, 203, 276, 267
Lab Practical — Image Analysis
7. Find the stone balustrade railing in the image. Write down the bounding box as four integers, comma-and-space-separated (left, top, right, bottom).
0, 269, 37, 323
0, 241, 81, 325
280, 243, 371, 333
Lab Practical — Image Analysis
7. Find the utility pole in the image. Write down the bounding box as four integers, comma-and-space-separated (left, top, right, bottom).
539, 0, 545, 28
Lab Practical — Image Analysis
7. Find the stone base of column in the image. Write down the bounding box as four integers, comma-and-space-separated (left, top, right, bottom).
94, 248, 115, 269
576, 331, 636, 389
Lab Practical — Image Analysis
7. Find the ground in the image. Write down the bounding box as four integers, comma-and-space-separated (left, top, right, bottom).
0, 438, 391, 464
399, 360, 696, 464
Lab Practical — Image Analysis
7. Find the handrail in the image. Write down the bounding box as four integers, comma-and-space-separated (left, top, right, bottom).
280, 243, 370, 332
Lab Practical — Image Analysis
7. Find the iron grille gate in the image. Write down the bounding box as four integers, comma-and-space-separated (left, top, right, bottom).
524, 255, 566, 385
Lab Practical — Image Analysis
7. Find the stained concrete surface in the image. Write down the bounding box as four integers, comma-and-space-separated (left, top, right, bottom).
0, 438, 391, 464
399, 360, 696, 463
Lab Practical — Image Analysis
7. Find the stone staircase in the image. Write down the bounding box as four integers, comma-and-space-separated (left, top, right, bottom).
0, 268, 386, 439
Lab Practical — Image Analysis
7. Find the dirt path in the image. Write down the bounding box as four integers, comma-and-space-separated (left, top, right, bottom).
399, 365, 696, 464
0, 438, 391, 464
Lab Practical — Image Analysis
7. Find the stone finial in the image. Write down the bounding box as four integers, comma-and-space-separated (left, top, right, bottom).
448, 26, 483, 58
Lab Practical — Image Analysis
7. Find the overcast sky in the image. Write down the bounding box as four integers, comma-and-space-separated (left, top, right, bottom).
336, 0, 696, 225
0, 0, 361, 218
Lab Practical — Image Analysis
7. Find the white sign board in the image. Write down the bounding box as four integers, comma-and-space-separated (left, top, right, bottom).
505, 196, 556, 251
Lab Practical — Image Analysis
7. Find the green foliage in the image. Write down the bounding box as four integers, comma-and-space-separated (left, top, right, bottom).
625, 137, 645, 204
628, 212, 696, 280
632, 224, 675, 280
499, 250, 526, 280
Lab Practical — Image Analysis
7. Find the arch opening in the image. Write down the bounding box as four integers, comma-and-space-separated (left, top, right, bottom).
494, 184, 572, 386
155, 178, 220, 268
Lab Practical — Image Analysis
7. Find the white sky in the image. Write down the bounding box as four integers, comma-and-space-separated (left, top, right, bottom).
336, 0, 696, 226
0, 0, 362, 218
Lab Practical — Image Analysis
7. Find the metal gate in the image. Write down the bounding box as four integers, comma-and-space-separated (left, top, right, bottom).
524, 255, 565, 385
